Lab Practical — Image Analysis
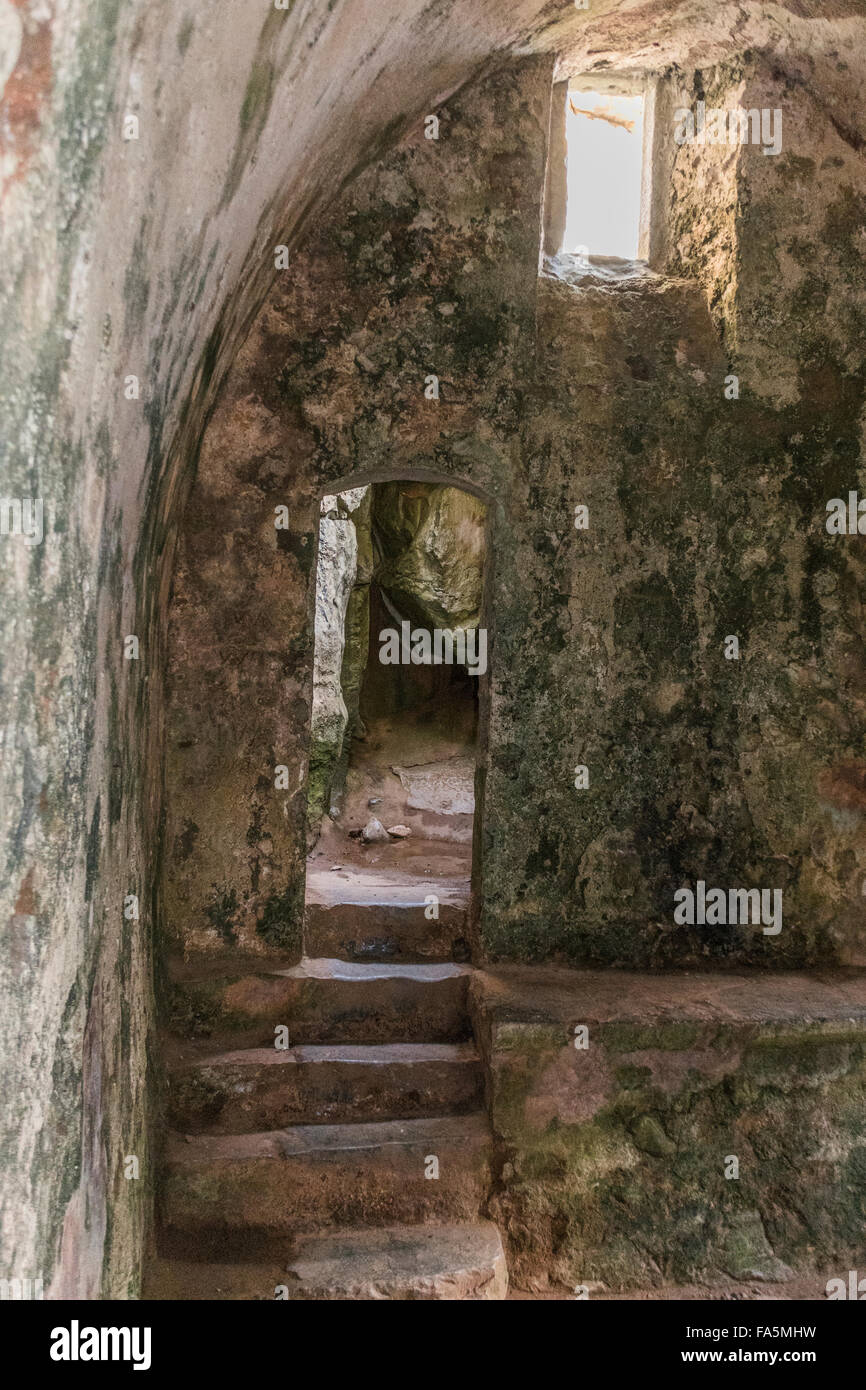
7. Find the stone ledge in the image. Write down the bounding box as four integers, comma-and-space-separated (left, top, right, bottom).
468, 966, 866, 1295
471, 965, 866, 1038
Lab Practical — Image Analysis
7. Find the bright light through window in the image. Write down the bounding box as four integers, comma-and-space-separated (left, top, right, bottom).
562, 89, 644, 261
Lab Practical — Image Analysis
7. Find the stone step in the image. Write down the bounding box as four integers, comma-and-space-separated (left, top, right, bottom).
144, 1221, 507, 1300
284, 1220, 507, 1299
305, 903, 469, 964
161, 1114, 491, 1257
168, 1041, 484, 1132
304, 872, 471, 963
169, 957, 472, 1045
142, 1258, 287, 1301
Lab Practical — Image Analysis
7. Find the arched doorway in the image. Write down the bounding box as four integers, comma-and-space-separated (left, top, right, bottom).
304, 473, 492, 964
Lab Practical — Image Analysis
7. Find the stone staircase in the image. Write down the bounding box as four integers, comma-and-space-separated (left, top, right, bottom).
146, 897, 507, 1300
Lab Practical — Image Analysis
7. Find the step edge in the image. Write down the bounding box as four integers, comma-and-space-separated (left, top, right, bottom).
170, 1042, 481, 1071
166, 1112, 491, 1162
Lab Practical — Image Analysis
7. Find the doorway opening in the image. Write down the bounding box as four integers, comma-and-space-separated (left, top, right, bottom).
304, 478, 488, 959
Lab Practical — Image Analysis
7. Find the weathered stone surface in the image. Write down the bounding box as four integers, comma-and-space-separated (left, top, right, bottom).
168, 1041, 483, 1132
162, 1114, 492, 1252
469, 967, 866, 1293
169, 958, 473, 1046
307, 497, 360, 832
163, 57, 553, 966
283, 1221, 507, 1300
144, 1221, 507, 1300
304, 868, 470, 962
372, 481, 486, 631
166, 47, 866, 977
392, 758, 476, 816
330, 487, 375, 812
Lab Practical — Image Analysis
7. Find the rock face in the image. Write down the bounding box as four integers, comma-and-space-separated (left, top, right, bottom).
337, 487, 375, 779
372, 482, 485, 632
392, 758, 475, 816
308, 491, 365, 834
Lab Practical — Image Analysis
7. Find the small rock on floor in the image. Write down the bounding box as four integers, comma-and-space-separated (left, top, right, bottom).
362, 817, 390, 843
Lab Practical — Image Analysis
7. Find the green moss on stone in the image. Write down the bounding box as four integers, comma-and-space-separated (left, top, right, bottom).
256, 882, 303, 952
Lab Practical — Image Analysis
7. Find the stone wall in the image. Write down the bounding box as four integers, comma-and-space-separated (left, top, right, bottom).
472, 966, 866, 1292
488, 59, 866, 967
164, 56, 554, 959
166, 50, 866, 973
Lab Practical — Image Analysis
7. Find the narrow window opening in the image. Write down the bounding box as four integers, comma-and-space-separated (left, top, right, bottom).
561, 83, 646, 262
